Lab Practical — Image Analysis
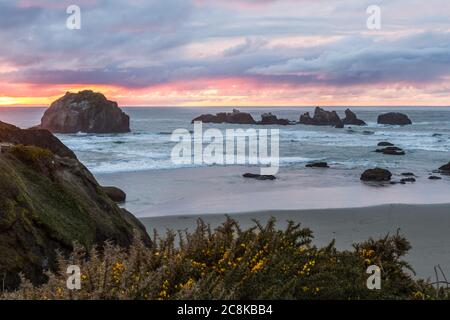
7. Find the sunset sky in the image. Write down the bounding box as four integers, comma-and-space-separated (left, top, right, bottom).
1, 0, 450, 107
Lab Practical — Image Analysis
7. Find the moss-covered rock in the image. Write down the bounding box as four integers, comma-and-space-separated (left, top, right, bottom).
0, 124, 150, 289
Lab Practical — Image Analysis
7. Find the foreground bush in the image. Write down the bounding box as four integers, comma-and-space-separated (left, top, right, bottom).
1, 217, 447, 300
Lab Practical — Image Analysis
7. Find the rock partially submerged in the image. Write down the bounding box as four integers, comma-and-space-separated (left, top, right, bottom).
429, 175, 442, 180
342, 109, 366, 126
377, 112, 412, 125
102, 186, 126, 203
259, 113, 291, 125
38, 90, 130, 133
299, 107, 343, 128
0, 122, 150, 289
306, 162, 329, 168
375, 146, 405, 156
192, 109, 257, 124
360, 168, 392, 181
192, 109, 292, 125
243, 173, 276, 180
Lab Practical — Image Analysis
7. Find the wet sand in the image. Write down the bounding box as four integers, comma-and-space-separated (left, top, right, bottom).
96, 166, 450, 218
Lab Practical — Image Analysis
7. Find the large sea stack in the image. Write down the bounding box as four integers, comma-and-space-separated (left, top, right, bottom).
38, 90, 130, 133
0, 122, 150, 289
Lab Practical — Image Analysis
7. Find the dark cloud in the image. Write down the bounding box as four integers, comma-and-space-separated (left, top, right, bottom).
0, 0, 450, 90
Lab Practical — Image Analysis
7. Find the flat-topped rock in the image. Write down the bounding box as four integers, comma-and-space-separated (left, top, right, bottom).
377, 141, 394, 147
243, 173, 276, 180
377, 112, 412, 125
192, 109, 257, 124
38, 90, 130, 133
306, 162, 329, 168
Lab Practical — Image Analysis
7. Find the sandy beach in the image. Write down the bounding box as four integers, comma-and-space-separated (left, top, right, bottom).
96, 166, 450, 217
95, 166, 450, 280
139, 203, 450, 280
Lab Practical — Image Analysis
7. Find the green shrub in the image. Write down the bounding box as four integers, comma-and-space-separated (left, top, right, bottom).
1, 217, 447, 300
10, 145, 53, 165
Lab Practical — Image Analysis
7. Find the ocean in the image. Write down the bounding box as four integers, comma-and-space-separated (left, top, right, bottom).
1, 106, 450, 177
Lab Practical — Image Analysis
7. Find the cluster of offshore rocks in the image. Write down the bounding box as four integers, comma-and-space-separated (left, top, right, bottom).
192, 107, 413, 127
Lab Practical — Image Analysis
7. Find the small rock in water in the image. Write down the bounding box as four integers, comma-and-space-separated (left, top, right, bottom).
400, 177, 416, 183
375, 146, 405, 155
428, 175, 442, 180
306, 162, 329, 168
243, 173, 276, 180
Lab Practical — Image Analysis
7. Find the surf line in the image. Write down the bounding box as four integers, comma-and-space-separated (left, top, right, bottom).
170, 121, 280, 175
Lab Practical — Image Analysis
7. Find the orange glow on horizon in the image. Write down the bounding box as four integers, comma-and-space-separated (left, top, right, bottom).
0, 78, 449, 107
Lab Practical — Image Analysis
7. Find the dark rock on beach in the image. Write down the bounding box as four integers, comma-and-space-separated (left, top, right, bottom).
299, 107, 343, 127
243, 173, 276, 180
37, 90, 130, 134
0, 122, 150, 289
306, 162, 329, 168
438, 162, 450, 172
342, 109, 366, 126
192, 109, 257, 125
360, 168, 392, 181
377, 141, 394, 147
377, 112, 412, 125
102, 186, 127, 203
429, 175, 442, 180
400, 177, 416, 183
401, 172, 415, 177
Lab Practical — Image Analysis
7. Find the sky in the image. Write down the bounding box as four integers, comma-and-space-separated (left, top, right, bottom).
0, 0, 450, 107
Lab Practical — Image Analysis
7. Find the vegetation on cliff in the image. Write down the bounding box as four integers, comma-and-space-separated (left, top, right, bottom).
0, 127, 150, 289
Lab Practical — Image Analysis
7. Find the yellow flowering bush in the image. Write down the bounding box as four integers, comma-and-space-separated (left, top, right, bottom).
1, 217, 448, 300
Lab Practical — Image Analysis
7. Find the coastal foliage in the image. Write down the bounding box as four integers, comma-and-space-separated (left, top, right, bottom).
2, 217, 447, 300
